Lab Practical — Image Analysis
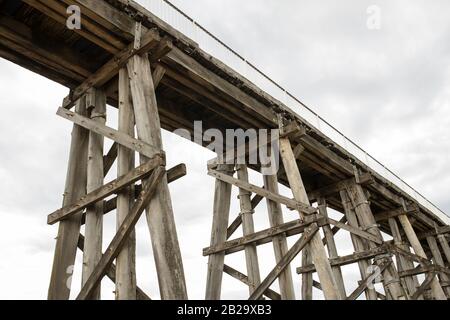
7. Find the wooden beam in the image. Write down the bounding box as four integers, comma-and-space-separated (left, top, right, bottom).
206, 165, 234, 300
57, 107, 160, 159
115, 68, 136, 300
236, 165, 261, 295
226, 194, 263, 240
279, 135, 341, 300
204, 215, 325, 256
347, 259, 392, 300
103, 142, 118, 177
248, 224, 319, 300
76, 234, 150, 300
77, 166, 165, 300
263, 173, 296, 300
63, 28, 161, 109
208, 169, 316, 215
327, 218, 383, 245
223, 265, 281, 300
82, 88, 106, 299
48, 154, 165, 225
308, 173, 374, 201
412, 272, 437, 300
48, 98, 89, 300
397, 214, 447, 299
297, 246, 389, 274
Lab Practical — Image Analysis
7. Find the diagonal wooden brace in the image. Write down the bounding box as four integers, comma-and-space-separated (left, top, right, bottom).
47, 154, 165, 225
76, 166, 165, 300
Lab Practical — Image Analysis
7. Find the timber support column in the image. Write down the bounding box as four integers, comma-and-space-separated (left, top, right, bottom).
397, 214, 447, 300
279, 129, 341, 300
318, 197, 347, 298
236, 164, 261, 295
127, 54, 187, 299
205, 164, 234, 300
48, 98, 89, 300
82, 89, 106, 299
263, 173, 296, 300
387, 217, 420, 298
426, 235, 450, 297
340, 190, 377, 300
115, 68, 137, 300
345, 181, 406, 300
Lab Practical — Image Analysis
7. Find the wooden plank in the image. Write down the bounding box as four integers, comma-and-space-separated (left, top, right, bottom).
426, 236, 450, 296
203, 215, 325, 256
77, 166, 165, 300
208, 169, 316, 215
223, 265, 280, 300
57, 107, 159, 158
62, 28, 160, 109
48, 98, 89, 300
82, 89, 106, 299
205, 165, 234, 300
248, 224, 319, 300
48, 154, 165, 225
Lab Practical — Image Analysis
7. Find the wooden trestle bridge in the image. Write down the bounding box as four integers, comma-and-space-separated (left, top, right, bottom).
0, 0, 449, 300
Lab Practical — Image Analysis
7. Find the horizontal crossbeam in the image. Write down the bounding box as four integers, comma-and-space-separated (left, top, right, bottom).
48, 155, 165, 225
208, 169, 316, 215
297, 246, 389, 274
203, 214, 325, 256
57, 108, 160, 159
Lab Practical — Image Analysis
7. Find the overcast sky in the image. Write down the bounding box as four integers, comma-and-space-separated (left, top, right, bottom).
0, 0, 449, 300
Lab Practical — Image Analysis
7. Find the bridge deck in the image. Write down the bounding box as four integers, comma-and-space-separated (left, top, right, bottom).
0, 0, 448, 255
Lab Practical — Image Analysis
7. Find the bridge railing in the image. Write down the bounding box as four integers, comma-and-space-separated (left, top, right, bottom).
136, 0, 450, 224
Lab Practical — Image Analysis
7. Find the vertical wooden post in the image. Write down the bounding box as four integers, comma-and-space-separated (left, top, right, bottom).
387, 217, 420, 298
426, 236, 450, 296
340, 190, 378, 300
205, 164, 234, 300
127, 54, 187, 299
397, 214, 447, 300
301, 245, 313, 300
437, 235, 450, 264
236, 164, 261, 295
345, 183, 406, 300
48, 98, 89, 300
263, 173, 296, 300
318, 197, 346, 298
279, 137, 341, 300
115, 68, 137, 300
82, 89, 106, 299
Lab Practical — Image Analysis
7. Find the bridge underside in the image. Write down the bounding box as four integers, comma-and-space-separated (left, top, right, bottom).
0, 0, 449, 300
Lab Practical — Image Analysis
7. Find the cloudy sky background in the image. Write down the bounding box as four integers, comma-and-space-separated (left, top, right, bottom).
0, 0, 449, 299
